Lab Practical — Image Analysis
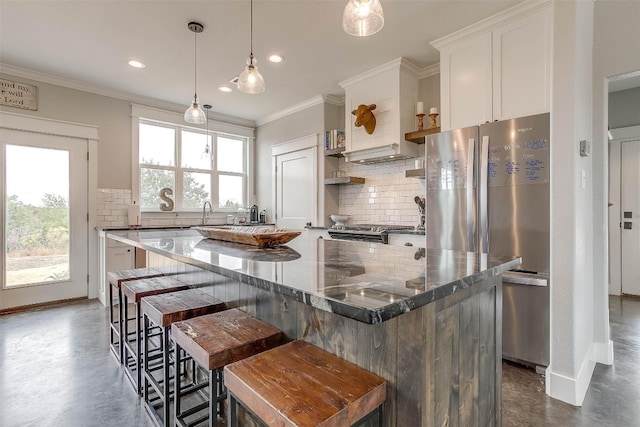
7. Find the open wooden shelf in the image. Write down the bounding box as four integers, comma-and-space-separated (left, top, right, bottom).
324, 177, 365, 185
405, 127, 441, 144
325, 147, 346, 157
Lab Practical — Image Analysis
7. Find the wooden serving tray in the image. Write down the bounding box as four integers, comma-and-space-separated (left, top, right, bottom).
193, 226, 301, 248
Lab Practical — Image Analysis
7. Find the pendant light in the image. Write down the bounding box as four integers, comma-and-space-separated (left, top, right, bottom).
342, 0, 384, 37
202, 104, 212, 159
184, 22, 206, 124
237, 0, 265, 94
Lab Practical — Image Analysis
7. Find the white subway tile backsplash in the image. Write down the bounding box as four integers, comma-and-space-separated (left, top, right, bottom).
338, 158, 425, 227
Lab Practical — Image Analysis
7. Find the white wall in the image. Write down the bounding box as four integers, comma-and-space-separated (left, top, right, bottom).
609, 87, 640, 128
0, 73, 132, 189
546, 0, 596, 406
592, 0, 640, 366
255, 103, 325, 225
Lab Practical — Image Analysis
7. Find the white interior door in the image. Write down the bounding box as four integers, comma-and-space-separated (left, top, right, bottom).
621, 141, 640, 296
0, 128, 88, 310
275, 147, 316, 229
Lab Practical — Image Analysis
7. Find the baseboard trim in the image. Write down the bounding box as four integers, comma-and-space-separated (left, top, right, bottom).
0, 297, 88, 315
593, 339, 614, 365
545, 342, 597, 406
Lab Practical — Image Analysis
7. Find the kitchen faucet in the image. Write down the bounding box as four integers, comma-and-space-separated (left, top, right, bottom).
202, 201, 213, 225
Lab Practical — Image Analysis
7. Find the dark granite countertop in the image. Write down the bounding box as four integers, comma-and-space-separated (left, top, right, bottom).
105, 229, 520, 324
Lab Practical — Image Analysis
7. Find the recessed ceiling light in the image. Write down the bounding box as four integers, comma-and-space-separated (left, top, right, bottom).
218, 86, 233, 93
128, 60, 146, 69
267, 54, 284, 63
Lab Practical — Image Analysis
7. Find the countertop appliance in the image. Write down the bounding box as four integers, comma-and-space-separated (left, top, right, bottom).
425, 112, 550, 369
249, 205, 259, 224
328, 224, 415, 244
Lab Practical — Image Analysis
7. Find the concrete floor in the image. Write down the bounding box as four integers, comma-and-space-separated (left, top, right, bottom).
0, 296, 638, 427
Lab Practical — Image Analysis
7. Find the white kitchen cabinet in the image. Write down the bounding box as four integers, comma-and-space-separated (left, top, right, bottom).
108, 242, 134, 274
439, 32, 493, 130
98, 232, 134, 306
433, 1, 551, 130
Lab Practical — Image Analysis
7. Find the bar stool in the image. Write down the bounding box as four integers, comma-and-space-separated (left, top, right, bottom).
141, 288, 227, 427
224, 340, 387, 427
107, 267, 165, 364
121, 275, 190, 395
171, 309, 283, 427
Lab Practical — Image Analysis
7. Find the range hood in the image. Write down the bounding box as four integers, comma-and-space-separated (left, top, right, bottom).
339, 58, 420, 165
342, 142, 417, 164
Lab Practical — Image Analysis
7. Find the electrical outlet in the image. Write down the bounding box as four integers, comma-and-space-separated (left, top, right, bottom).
579, 140, 590, 157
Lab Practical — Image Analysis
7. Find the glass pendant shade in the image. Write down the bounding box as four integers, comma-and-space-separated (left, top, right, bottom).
342, 0, 384, 37
237, 57, 265, 94
184, 95, 206, 124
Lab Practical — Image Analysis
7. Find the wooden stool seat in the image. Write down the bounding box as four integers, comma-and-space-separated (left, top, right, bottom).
142, 288, 226, 327
171, 309, 283, 427
107, 267, 165, 364
141, 288, 227, 427
224, 340, 387, 427
107, 267, 165, 288
121, 275, 189, 395
121, 275, 189, 303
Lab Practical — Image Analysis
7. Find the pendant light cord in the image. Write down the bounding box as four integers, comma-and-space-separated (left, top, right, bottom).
194, 28, 198, 97
249, 0, 254, 60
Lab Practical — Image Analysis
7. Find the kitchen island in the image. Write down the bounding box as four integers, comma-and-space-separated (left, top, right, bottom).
105, 229, 520, 426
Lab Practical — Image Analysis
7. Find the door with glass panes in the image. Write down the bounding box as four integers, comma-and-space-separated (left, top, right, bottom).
0, 128, 88, 310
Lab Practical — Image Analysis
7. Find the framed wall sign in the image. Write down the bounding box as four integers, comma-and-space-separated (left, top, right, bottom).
0, 78, 38, 111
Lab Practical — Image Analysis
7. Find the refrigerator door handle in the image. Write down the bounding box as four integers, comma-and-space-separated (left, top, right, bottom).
467, 137, 476, 250
479, 135, 490, 252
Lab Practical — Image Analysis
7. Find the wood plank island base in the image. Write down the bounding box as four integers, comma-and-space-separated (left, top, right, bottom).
105, 229, 521, 426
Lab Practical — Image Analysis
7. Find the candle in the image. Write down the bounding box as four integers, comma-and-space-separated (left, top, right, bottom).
430, 107, 439, 115
416, 102, 424, 115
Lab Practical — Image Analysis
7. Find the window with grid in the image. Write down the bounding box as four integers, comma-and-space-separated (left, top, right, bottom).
138, 120, 248, 211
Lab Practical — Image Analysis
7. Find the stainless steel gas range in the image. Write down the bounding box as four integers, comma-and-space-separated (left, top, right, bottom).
328, 224, 415, 244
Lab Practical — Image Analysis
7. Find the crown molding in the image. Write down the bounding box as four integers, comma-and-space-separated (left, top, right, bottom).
0, 63, 256, 129
338, 57, 420, 89
430, 0, 551, 50
323, 94, 345, 106
418, 63, 440, 79
256, 95, 325, 127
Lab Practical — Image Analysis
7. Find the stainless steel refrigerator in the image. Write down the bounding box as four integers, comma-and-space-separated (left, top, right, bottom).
424, 113, 550, 369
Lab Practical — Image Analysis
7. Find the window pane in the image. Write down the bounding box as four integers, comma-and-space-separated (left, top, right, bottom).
219, 175, 243, 209
217, 137, 244, 173
5, 145, 70, 286
139, 123, 175, 166
140, 168, 174, 209
182, 130, 212, 170
183, 172, 211, 209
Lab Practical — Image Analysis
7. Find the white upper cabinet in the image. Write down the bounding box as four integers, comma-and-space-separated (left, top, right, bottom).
432, 1, 551, 130
439, 32, 493, 130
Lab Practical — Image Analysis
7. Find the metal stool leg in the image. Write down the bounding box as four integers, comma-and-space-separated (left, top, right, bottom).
228, 392, 237, 427
174, 342, 183, 427
209, 370, 216, 427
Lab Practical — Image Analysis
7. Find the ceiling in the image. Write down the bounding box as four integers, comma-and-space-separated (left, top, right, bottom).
0, 0, 524, 124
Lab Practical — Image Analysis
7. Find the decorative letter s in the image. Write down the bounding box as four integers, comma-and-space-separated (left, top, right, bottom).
159, 188, 174, 211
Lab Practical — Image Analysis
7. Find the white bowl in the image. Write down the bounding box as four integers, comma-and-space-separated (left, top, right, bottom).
330, 214, 350, 225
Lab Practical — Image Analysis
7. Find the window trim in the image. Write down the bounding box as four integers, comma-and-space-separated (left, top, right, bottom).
131, 104, 255, 213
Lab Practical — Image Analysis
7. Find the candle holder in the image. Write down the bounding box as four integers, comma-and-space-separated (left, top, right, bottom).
428, 113, 439, 129
416, 113, 426, 130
